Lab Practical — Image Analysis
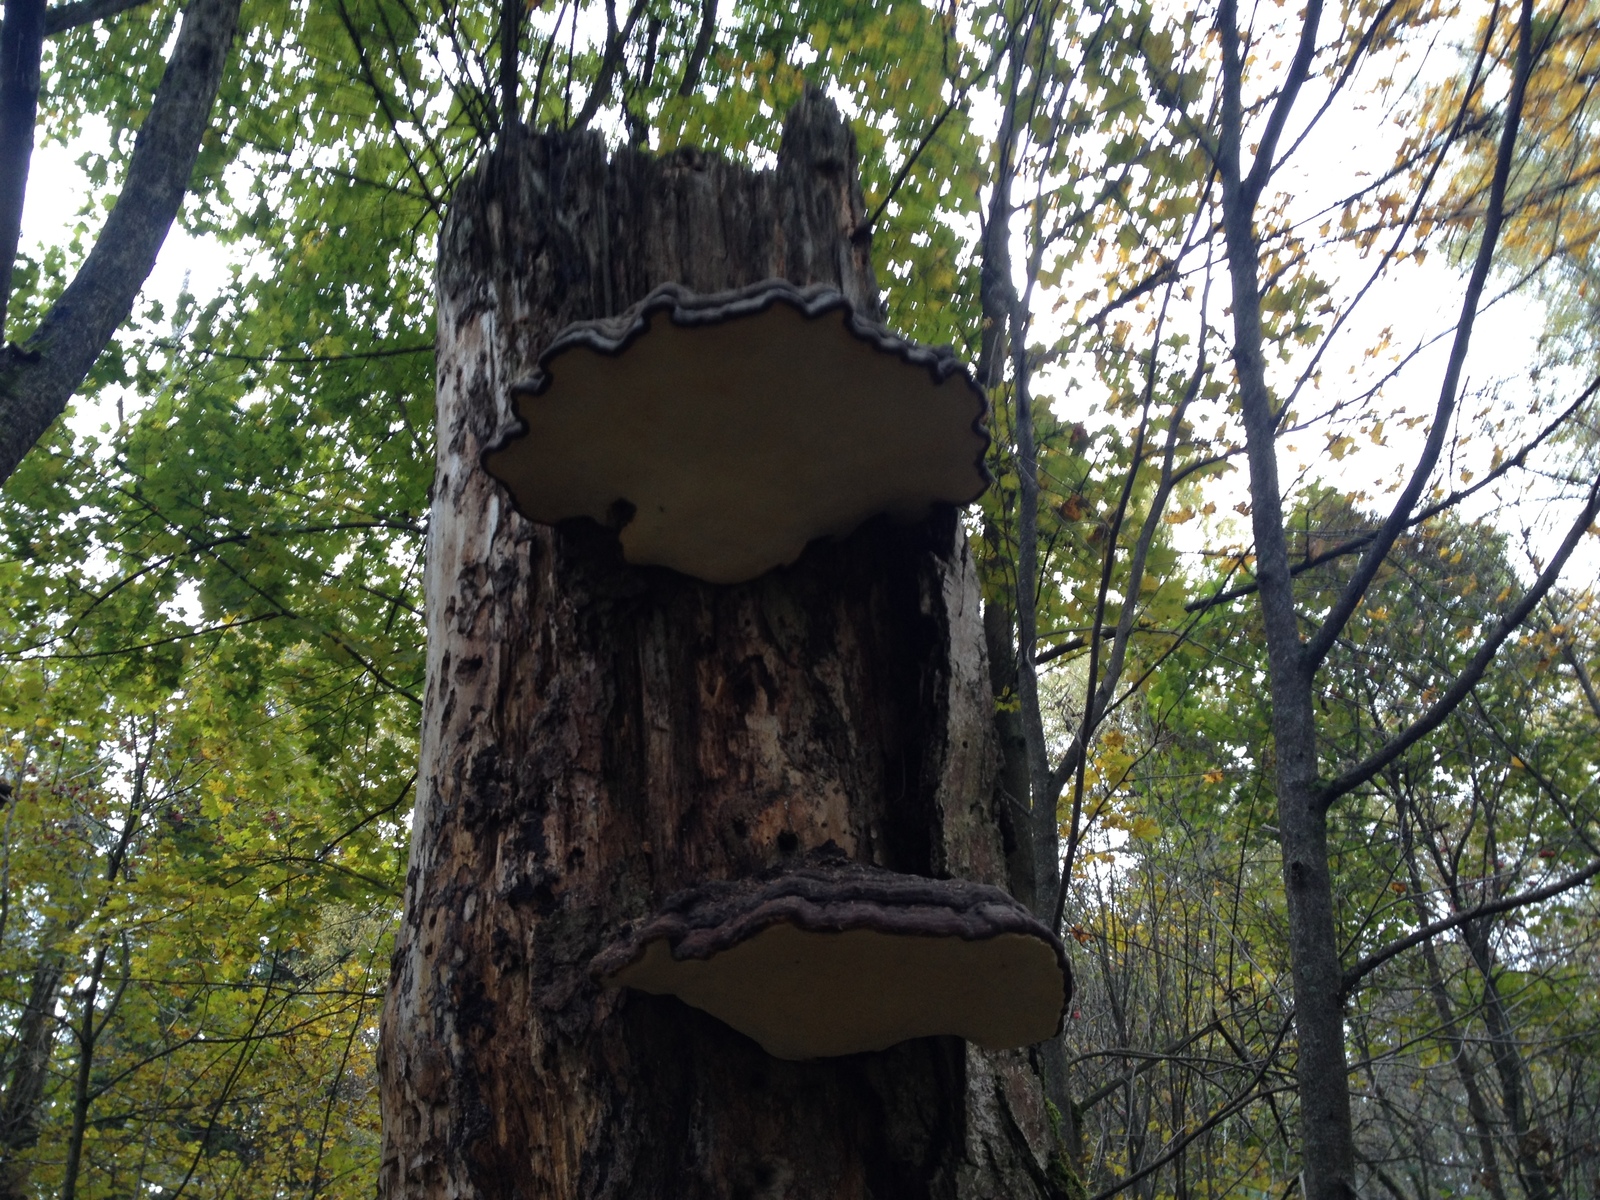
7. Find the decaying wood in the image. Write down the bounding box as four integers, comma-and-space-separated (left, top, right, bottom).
379, 90, 1074, 1199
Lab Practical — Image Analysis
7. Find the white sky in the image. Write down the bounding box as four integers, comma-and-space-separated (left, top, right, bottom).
17, 3, 1594, 582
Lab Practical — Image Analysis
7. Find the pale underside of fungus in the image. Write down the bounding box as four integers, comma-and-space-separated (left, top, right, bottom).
592, 862, 1070, 1061
482, 280, 990, 584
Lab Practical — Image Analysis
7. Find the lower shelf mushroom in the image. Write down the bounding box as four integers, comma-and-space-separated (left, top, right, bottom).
592, 861, 1071, 1061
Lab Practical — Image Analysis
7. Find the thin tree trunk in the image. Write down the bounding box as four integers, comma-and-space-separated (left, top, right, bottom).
0, 953, 63, 1200
973, 22, 1080, 1163
976, 22, 1035, 919
59, 942, 107, 1200
0, 0, 44, 340
1216, 0, 1354, 1194
379, 90, 1068, 1199
1400, 803, 1509, 1200
1462, 921, 1557, 1200
985, 597, 1036, 913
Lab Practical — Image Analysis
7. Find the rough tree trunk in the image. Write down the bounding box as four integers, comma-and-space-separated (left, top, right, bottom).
379, 92, 1072, 1199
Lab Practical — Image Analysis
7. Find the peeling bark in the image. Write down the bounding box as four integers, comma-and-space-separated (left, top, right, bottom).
378, 91, 1069, 1199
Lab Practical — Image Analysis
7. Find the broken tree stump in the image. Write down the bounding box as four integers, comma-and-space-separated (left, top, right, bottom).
378, 91, 1074, 1200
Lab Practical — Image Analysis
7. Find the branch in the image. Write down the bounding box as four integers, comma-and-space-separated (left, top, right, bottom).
336, 0, 449, 214
1302, 0, 1537, 672
1183, 374, 1599, 614
0, 0, 149, 41
42, 0, 147, 33
1088, 1016, 1294, 1200
1090, 1084, 1296, 1200
1074, 1018, 1224, 1110
0, 0, 240, 485
1342, 856, 1600, 993
1318, 471, 1600, 806
1240, 0, 1323, 211
570, 0, 646, 132
1562, 637, 1600, 724
854, 93, 961, 240
197, 341, 434, 365
676, 0, 714, 96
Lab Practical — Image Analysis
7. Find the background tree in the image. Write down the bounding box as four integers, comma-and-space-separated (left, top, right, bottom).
4, 0, 1600, 1195
0, 0, 242, 481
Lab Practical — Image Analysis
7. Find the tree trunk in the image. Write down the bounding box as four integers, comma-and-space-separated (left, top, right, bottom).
1462, 921, 1557, 1200
0, 952, 64, 1200
1217, 0, 1354, 1194
379, 91, 1071, 1200
0, 0, 46, 340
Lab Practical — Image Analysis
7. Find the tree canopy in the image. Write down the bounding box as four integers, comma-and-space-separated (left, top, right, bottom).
1, 0, 1598, 1196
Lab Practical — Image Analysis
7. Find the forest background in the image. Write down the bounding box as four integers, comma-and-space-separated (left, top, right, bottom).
0, 0, 1598, 1196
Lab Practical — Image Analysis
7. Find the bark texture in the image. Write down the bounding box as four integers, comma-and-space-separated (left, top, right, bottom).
379, 92, 1071, 1200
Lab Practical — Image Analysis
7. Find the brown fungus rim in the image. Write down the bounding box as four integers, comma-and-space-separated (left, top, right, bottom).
592, 859, 1072, 1043
480, 279, 993, 536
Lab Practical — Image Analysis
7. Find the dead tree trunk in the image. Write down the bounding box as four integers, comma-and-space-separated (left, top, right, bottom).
379, 91, 1070, 1200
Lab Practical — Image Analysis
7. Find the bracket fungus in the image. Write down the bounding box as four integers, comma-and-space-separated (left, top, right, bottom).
592, 861, 1071, 1061
482, 280, 990, 584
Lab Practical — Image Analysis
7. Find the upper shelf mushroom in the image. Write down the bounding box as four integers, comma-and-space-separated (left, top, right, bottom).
482, 280, 990, 584
591, 860, 1070, 1061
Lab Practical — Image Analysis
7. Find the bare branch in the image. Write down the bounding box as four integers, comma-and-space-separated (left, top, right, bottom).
42, 0, 147, 34
571, 0, 647, 132
1184, 376, 1600, 613
1318, 472, 1600, 807
1088, 1018, 1295, 1200
1302, 0, 1537, 672
1342, 856, 1600, 993
1241, 0, 1323, 210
